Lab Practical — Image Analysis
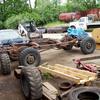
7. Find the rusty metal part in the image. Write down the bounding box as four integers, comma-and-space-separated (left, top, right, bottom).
0, 35, 78, 61
73, 59, 97, 73
73, 55, 100, 73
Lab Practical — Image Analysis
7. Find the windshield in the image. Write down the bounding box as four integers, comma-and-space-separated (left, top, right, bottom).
79, 18, 85, 22
0, 30, 22, 41
0, 30, 27, 45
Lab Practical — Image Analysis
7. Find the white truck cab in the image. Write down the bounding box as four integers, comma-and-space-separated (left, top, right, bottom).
69, 16, 94, 30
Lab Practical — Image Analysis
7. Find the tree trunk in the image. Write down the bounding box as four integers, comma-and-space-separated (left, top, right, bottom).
28, 0, 32, 9
34, 0, 37, 8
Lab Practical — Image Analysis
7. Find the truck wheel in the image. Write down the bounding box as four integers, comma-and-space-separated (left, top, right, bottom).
20, 67, 42, 100
80, 37, 96, 54
63, 45, 73, 50
19, 48, 41, 67
0, 53, 11, 75
10, 46, 27, 61
67, 87, 100, 100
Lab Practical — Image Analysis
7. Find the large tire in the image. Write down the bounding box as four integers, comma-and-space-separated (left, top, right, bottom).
80, 37, 96, 54
10, 46, 28, 61
19, 48, 41, 67
20, 67, 42, 100
0, 53, 11, 75
67, 87, 100, 100
63, 45, 73, 50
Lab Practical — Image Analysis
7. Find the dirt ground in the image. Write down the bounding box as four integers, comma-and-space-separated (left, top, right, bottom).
0, 48, 100, 100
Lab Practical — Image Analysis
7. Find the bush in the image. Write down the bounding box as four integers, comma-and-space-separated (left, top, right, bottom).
37, 5, 61, 25
4, 12, 41, 28
0, 21, 3, 29
4, 4, 66, 29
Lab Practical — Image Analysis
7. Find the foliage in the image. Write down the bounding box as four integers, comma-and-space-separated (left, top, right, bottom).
1, 0, 100, 29
4, 4, 62, 28
42, 73, 53, 80
35, 0, 51, 9
4, 12, 41, 28
45, 21, 66, 27
0, 0, 30, 22
71, 0, 100, 11
40, 5, 60, 23
0, 21, 3, 29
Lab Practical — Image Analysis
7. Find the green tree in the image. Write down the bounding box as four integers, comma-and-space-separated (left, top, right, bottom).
71, 0, 100, 10
0, 0, 30, 21
51, 0, 60, 7
35, 0, 51, 9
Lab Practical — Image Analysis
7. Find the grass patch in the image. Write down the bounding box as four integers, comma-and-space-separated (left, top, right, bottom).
42, 73, 53, 80
45, 21, 67, 27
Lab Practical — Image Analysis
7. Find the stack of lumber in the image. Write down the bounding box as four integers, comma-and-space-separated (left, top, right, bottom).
42, 82, 58, 100
39, 64, 97, 85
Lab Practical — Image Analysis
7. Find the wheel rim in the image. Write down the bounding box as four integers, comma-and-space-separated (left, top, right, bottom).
21, 75, 30, 97
86, 42, 92, 49
25, 54, 35, 65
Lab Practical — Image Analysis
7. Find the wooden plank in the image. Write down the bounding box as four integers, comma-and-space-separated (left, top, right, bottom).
53, 65, 96, 81
42, 82, 58, 100
55, 64, 96, 81
39, 66, 86, 84
55, 64, 96, 77
42, 82, 58, 95
49, 65, 92, 80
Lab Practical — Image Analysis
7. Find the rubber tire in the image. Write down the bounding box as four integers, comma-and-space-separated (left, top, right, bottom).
80, 37, 96, 54
20, 67, 42, 100
67, 87, 100, 100
63, 45, 73, 50
59, 81, 73, 91
10, 47, 27, 61
19, 47, 41, 67
0, 53, 11, 75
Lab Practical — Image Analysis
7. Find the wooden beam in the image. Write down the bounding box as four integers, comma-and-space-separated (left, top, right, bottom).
42, 82, 58, 100
39, 63, 97, 85
39, 66, 87, 84
55, 64, 96, 77
42, 82, 58, 95
49, 65, 93, 80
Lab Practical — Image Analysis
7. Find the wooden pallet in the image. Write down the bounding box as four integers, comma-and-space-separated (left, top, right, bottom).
39, 64, 97, 85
